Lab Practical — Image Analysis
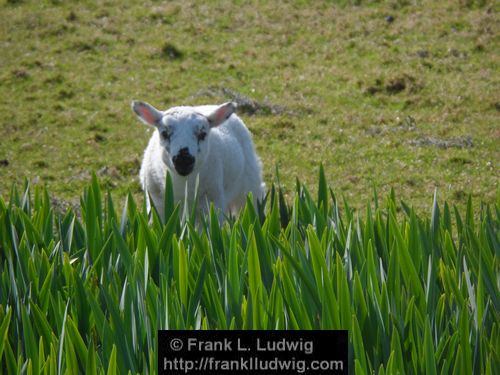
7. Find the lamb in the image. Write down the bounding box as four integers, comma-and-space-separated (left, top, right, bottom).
131, 100, 265, 221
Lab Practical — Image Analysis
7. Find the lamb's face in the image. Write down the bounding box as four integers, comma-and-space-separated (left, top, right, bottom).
157, 111, 210, 177
132, 100, 236, 177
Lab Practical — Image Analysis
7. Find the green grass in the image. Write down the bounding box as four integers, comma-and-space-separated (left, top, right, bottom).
0, 0, 498, 212
0, 172, 499, 374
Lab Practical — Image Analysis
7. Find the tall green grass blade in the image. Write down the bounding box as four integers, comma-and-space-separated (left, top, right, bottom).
186, 259, 207, 328
276, 261, 305, 329
390, 328, 405, 371
164, 172, 175, 223
86, 342, 97, 375
317, 163, 328, 217
29, 301, 54, 353
173, 237, 188, 309
0, 307, 12, 361
107, 345, 117, 375
336, 253, 351, 330
111, 220, 133, 274
22, 305, 39, 374
352, 314, 368, 373
37, 337, 44, 375
3, 340, 17, 375
64, 334, 78, 375
424, 317, 438, 375
247, 227, 264, 328
66, 317, 88, 370
57, 300, 70, 375
389, 212, 425, 313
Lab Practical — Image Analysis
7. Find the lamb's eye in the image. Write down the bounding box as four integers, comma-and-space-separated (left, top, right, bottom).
161, 130, 171, 141
197, 131, 207, 141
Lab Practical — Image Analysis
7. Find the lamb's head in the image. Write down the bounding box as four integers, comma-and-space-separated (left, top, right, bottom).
132, 101, 235, 177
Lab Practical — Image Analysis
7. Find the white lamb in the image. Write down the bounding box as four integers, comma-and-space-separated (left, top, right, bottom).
131, 100, 265, 221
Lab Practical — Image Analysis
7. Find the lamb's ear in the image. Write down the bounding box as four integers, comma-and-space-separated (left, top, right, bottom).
206, 102, 236, 128
131, 101, 163, 126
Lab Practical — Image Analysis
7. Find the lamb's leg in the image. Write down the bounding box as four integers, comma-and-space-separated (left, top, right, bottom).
212, 194, 227, 223
229, 194, 247, 214
143, 167, 167, 222
146, 191, 164, 223
253, 182, 266, 207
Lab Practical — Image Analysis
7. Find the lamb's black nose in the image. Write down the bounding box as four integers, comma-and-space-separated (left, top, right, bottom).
172, 148, 195, 176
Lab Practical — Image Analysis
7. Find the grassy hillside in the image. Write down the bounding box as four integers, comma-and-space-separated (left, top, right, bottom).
0, 0, 498, 211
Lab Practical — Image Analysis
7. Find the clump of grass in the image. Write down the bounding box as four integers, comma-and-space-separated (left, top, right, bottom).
0, 168, 498, 374
160, 42, 184, 60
